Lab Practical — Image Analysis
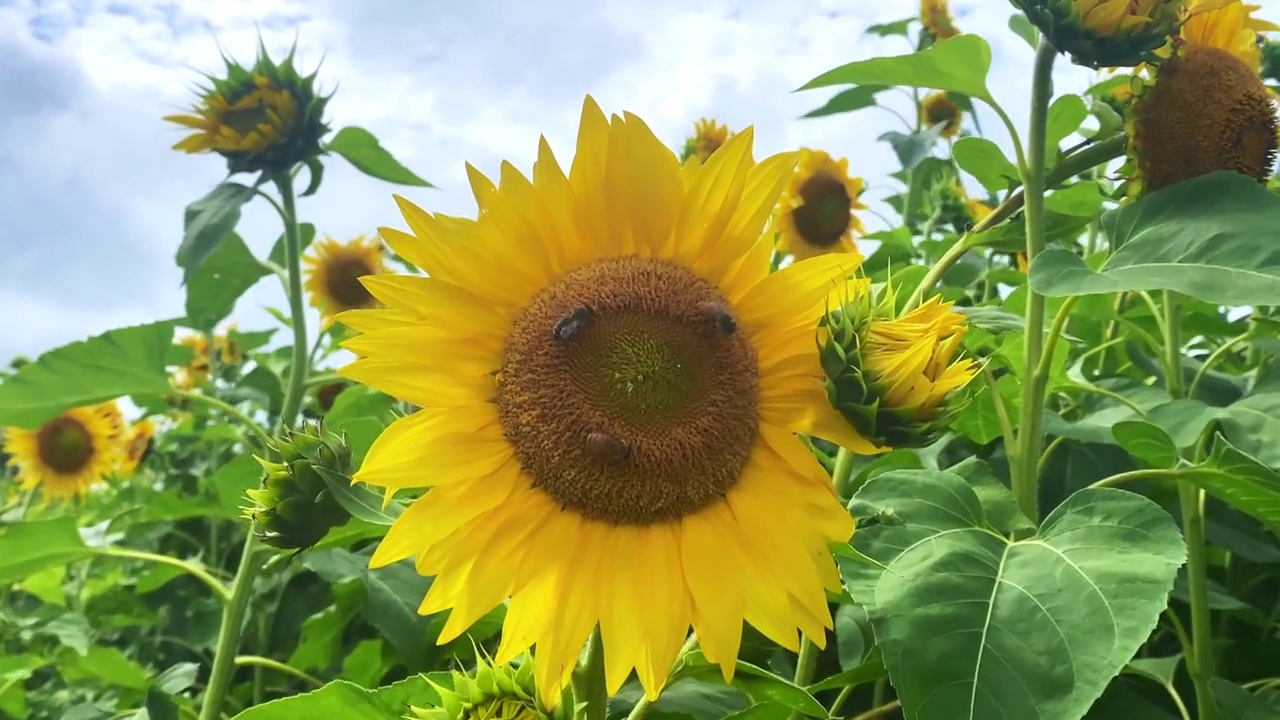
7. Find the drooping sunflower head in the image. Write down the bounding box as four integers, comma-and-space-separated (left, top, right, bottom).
921, 0, 961, 41
820, 286, 978, 449
775, 149, 868, 262
411, 655, 547, 720
680, 118, 732, 164
921, 92, 965, 137
244, 423, 353, 551
303, 234, 388, 327
173, 333, 212, 390
1128, 42, 1278, 194
338, 96, 870, 709
1011, 0, 1187, 68
116, 418, 157, 477
163, 42, 331, 175
1178, 0, 1279, 71
2, 402, 126, 502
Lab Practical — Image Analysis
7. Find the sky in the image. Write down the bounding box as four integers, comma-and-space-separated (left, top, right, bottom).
2, 0, 1268, 365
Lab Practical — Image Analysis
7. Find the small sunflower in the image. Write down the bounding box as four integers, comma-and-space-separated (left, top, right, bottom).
775, 149, 868, 261
117, 419, 157, 477
682, 118, 732, 164
921, 0, 960, 41
2, 403, 125, 502
174, 333, 212, 390
921, 92, 964, 137
304, 234, 388, 327
339, 96, 870, 709
164, 44, 330, 175
1128, 4, 1279, 194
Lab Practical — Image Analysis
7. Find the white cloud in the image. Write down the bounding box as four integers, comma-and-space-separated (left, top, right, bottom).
4, 0, 1266, 363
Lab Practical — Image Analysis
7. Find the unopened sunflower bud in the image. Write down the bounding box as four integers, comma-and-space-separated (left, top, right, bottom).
243, 422, 353, 551
819, 284, 979, 449
410, 655, 548, 720
1010, 0, 1185, 69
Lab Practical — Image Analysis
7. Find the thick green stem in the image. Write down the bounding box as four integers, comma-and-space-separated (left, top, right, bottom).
831, 447, 859, 499
1010, 41, 1057, 525
572, 628, 608, 720
1162, 292, 1184, 399
787, 639, 821, 720
197, 171, 311, 720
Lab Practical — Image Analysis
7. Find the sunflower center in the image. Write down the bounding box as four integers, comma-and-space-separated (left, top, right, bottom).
792, 172, 853, 247
324, 256, 376, 309
496, 256, 759, 526
36, 417, 95, 474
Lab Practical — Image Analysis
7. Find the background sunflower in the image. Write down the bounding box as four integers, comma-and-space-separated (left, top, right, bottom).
2, 402, 125, 502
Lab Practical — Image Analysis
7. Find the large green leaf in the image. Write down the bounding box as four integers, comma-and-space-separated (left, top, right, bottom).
1217, 393, 1280, 468
1030, 172, 1280, 306
0, 518, 91, 585
798, 34, 993, 101
844, 470, 1185, 720
953, 137, 1020, 193
232, 675, 446, 720
184, 232, 270, 331
1210, 678, 1280, 719
0, 321, 175, 429
1179, 438, 1280, 534
327, 127, 433, 188
177, 182, 256, 280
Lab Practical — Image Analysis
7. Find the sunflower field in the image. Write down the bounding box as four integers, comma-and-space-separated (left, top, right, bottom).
5, 1, 1280, 719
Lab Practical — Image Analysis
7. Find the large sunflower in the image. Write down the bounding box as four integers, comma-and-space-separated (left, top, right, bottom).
304, 234, 388, 327
338, 96, 871, 708
2, 403, 125, 502
775, 149, 868, 262
1181, 0, 1280, 72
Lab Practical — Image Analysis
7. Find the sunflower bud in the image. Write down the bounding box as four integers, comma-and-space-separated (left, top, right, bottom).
1010, 0, 1185, 69
819, 285, 979, 449
411, 656, 548, 720
164, 40, 331, 176
244, 423, 353, 551
929, 178, 993, 232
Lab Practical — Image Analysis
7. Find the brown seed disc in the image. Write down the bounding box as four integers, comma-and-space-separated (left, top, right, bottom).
792, 172, 853, 247
1134, 45, 1279, 193
36, 416, 95, 474
324, 255, 376, 309
496, 256, 759, 526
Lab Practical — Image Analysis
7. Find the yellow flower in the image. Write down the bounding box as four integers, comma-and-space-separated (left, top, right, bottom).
338, 96, 868, 709
1016, 252, 1031, 273
921, 92, 964, 137
2, 403, 125, 502
164, 45, 330, 175
303, 234, 388, 327
212, 325, 243, 365
921, 0, 960, 40
820, 291, 978, 448
1181, 0, 1278, 71
173, 333, 212, 390
687, 118, 731, 164
117, 419, 157, 476
1013, 0, 1185, 68
775, 149, 868, 262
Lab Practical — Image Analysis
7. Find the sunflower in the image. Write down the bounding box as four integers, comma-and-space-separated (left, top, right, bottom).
1012, 0, 1184, 68
1128, 1, 1279, 193
921, 0, 960, 40
338, 96, 870, 708
1180, 0, 1280, 71
2, 402, 125, 502
174, 333, 212, 390
304, 234, 388, 327
921, 92, 964, 137
774, 150, 868, 262
685, 118, 731, 164
213, 324, 243, 365
117, 419, 157, 476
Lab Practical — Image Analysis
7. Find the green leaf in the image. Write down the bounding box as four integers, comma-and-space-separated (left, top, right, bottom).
1112, 420, 1179, 469
184, 233, 270, 331
1009, 13, 1040, 48
865, 18, 914, 37
301, 156, 326, 197
1210, 678, 1280, 719
0, 321, 175, 429
880, 128, 944, 171
947, 457, 1036, 535
144, 687, 181, 720
289, 580, 364, 672
834, 604, 868, 671
58, 646, 149, 690
231, 675, 448, 720
1179, 438, 1280, 534
315, 467, 403, 526
324, 385, 395, 466
43, 613, 91, 655
798, 34, 992, 101
844, 470, 1185, 720
1030, 172, 1280, 306
802, 86, 887, 119
327, 127, 433, 188
1217, 393, 1280, 467
953, 137, 1020, 193
1124, 655, 1181, 686
268, 223, 317, 267
682, 654, 825, 717
211, 455, 265, 516
971, 210, 1092, 252
177, 182, 256, 279
956, 305, 1025, 335
1044, 182, 1105, 217
720, 704, 792, 720
1045, 94, 1089, 163
0, 518, 91, 585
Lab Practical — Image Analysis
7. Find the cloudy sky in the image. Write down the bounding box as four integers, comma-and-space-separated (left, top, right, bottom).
1, 0, 1240, 364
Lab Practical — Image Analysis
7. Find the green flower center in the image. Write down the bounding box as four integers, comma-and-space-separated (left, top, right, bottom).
497, 256, 759, 526
793, 172, 853, 247
324, 255, 377, 309
36, 416, 95, 474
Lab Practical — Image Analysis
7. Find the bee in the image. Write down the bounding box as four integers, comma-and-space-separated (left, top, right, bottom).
585, 430, 630, 463
697, 301, 737, 336
553, 306, 594, 340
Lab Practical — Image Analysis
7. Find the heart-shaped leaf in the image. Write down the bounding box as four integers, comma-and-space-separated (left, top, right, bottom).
798, 34, 993, 102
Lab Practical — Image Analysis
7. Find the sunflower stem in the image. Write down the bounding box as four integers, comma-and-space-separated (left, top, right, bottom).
789, 638, 820, 720
625, 635, 700, 720
198, 170, 310, 720
1010, 40, 1057, 528
572, 628, 608, 720
175, 391, 273, 452
91, 547, 231, 604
